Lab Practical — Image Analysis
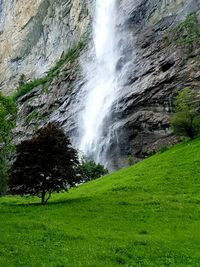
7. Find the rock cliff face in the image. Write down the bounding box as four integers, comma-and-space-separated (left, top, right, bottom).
111, 0, 200, 167
0, 0, 91, 94
1, 0, 200, 169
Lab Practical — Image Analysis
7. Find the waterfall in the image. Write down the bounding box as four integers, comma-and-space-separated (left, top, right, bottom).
78, 0, 119, 168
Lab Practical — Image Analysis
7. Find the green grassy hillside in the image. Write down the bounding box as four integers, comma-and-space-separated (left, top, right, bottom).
0, 139, 200, 267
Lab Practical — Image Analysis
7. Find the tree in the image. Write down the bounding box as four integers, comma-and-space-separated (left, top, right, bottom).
9, 123, 80, 205
171, 88, 200, 139
0, 93, 16, 195
77, 158, 108, 181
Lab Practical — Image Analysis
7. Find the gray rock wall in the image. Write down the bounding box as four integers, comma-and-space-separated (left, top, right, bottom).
0, 0, 91, 94
109, 0, 200, 168
5, 0, 200, 169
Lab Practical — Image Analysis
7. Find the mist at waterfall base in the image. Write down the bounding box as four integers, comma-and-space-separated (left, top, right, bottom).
78, 0, 121, 170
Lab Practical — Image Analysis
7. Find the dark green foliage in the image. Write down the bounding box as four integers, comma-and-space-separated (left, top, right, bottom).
77, 159, 108, 181
0, 93, 16, 195
12, 41, 85, 101
159, 145, 170, 154
9, 123, 80, 204
171, 88, 200, 139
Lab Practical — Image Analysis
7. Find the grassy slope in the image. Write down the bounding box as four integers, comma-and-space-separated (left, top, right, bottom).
0, 139, 200, 267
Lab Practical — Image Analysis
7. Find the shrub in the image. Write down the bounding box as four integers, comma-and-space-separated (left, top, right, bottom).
171, 88, 200, 139
9, 123, 80, 205
159, 145, 170, 154
77, 159, 108, 181
124, 155, 135, 166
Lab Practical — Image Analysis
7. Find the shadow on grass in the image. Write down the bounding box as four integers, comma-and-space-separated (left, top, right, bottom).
1, 196, 92, 207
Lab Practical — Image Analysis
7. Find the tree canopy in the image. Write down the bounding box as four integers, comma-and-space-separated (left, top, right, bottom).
9, 123, 80, 204
77, 158, 108, 181
171, 88, 200, 139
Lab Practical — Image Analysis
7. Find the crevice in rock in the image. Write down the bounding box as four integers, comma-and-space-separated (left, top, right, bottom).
161, 61, 175, 72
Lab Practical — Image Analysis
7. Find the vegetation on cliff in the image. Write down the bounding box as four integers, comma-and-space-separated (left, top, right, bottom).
166, 12, 200, 58
173, 12, 200, 47
12, 41, 85, 101
0, 93, 16, 195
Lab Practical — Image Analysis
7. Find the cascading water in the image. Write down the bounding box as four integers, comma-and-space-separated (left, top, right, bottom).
79, 0, 119, 168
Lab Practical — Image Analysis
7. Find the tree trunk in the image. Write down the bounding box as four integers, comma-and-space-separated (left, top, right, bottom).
41, 190, 46, 205
44, 191, 52, 205
187, 118, 195, 139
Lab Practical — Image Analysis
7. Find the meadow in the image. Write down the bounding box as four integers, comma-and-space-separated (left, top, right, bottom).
0, 139, 200, 266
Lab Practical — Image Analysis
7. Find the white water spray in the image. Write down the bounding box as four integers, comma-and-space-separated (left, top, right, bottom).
79, 0, 119, 166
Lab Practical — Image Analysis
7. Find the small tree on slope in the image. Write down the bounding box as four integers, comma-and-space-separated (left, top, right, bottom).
171, 88, 200, 139
9, 123, 80, 205
77, 158, 108, 181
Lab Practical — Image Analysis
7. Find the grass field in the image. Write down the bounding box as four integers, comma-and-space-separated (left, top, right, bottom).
0, 139, 200, 266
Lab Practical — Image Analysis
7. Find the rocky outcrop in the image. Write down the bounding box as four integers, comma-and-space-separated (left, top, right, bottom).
107, 0, 200, 168
3, 0, 200, 170
0, 0, 91, 94
120, 1, 199, 151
